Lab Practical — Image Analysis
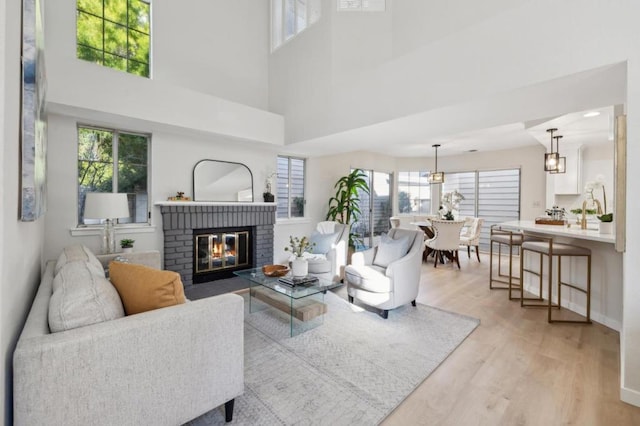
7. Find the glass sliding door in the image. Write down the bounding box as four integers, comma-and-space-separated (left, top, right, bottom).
352, 169, 393, 249
442, 171, 476, 218
439, 168, 520, 251
477, 169, 521, 250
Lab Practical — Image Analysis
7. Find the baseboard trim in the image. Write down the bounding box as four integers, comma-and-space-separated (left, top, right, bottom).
621, 386, 640, 407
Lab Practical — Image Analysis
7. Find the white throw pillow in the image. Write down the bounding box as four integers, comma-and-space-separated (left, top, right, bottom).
373, 234, 411, 268
310, 231, 339, 254
54, 244, 105, 277
49, 261, 124, 333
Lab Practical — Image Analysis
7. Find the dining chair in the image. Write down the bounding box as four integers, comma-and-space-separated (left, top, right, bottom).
425, 219, 466, 268
459, 217, 484, 262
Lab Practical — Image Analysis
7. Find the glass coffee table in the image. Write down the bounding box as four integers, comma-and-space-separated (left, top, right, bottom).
234, 268, 343, 337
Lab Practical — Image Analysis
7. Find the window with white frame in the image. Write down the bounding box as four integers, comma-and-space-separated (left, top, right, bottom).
397, 171, 431, 214
272, 0, 321, 51
276, 156, 306, 219
76, 0, 151, 77
77, 126, 150, 226
337, 0, 385, 11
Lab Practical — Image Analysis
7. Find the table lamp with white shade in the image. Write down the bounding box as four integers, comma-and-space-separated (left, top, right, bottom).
83, 193, 130, 254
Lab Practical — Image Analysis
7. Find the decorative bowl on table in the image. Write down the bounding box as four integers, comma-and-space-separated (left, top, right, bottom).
262, 264, 290, 277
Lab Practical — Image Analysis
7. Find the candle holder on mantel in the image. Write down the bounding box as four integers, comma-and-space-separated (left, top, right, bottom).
168, 191, 191, 201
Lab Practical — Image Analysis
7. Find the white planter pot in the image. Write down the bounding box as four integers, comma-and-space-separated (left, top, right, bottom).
122, 247, 133, 253
599, 222, 613, 234
291, 257, 308, 278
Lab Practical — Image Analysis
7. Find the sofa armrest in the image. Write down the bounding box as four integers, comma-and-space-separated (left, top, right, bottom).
14, 293, 243, 426
96, 250, 161, 270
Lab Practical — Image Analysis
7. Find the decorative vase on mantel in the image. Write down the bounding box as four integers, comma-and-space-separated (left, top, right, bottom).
291, 256, 308, 278
263, 192, 275, 202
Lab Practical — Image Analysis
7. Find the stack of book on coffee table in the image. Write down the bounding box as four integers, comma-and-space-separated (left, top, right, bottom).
277, 275, 319, 287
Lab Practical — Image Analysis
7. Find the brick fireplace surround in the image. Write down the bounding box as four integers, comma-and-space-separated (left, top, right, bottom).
157, 202, 276, 286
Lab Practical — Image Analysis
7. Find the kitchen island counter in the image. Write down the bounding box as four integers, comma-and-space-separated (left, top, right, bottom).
498, 220, 614, 244
497, 220, 621, 330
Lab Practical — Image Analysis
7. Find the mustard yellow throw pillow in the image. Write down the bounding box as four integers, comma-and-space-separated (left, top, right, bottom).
109, 261, 186, 315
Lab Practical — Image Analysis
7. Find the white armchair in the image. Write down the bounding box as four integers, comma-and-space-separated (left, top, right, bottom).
306, 221, 350, 282
459, 217, 484, 262
344, 228, 424, 319
425, 219, 466, 268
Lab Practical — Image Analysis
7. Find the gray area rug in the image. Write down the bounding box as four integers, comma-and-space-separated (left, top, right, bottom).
187, 291, 479, 425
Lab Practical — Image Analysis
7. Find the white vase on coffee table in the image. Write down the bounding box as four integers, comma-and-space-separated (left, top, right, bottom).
291, 257, 308, 278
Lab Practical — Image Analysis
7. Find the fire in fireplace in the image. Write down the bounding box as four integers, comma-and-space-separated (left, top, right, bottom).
193, 227, 253, 283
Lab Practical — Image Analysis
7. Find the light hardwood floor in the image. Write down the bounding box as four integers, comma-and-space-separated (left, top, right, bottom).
382, 252, 640, 426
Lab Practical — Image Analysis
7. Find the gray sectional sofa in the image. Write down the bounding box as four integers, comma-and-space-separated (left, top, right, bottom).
13, 246, 244, 425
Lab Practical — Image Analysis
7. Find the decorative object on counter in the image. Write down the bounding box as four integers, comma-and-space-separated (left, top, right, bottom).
544, 128, 560, 172
549, 135, 566, 174
581, 177, 605, 229
263, 171, 276, 202
167, 191, 191, 201
597, 213, 614, 234
83, 192, 131, 254
585, 175, 608, 213
326, 168, 370, 248
262, 264, 290, 277
439, 189, 464, 220
534, 218, 566, 225
428, 144, 445, 184
120, 239, 135, 253
544, 206, 566, 221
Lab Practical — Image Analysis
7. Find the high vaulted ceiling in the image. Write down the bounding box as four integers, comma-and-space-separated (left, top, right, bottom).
282, 63, 625, 159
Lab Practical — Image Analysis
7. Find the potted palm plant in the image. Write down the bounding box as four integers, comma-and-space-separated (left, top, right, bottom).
326, 169, 370, 249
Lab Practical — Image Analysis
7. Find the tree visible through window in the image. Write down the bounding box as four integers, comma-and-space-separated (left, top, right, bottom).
77, 0, 151, 77
78, 126, 150, 225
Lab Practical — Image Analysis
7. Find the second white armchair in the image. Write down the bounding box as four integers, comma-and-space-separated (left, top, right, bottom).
344, 228, 424, 319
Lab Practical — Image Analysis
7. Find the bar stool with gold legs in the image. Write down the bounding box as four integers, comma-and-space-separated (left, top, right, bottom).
489, 225, 523, 300
519, 234, 592, 324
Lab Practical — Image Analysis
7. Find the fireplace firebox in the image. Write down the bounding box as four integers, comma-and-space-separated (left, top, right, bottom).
193, 227, 253, 283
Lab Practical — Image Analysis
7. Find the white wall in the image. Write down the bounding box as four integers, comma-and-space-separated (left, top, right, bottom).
153, 0, 270, 110
1, 0, 47, 424
271, 1, 633, 144
44, 113, 280, 262
44, 0, 282, 147
623, 58, 640, 406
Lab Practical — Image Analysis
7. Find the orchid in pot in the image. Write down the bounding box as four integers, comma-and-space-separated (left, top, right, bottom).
597, 213, 614, 234
439, 190, 465, 220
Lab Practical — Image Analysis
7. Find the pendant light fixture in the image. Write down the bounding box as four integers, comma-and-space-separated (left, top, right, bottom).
550, 135, 566, 174
544, 128, 559, 172
428, 144, 444, 184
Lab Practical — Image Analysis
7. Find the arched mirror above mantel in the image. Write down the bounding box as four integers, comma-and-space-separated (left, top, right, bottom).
192, 159, 254, 202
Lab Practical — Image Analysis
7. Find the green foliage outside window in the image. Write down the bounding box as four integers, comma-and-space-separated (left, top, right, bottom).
78, 127, 149, 225
77, 0, 150, 77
